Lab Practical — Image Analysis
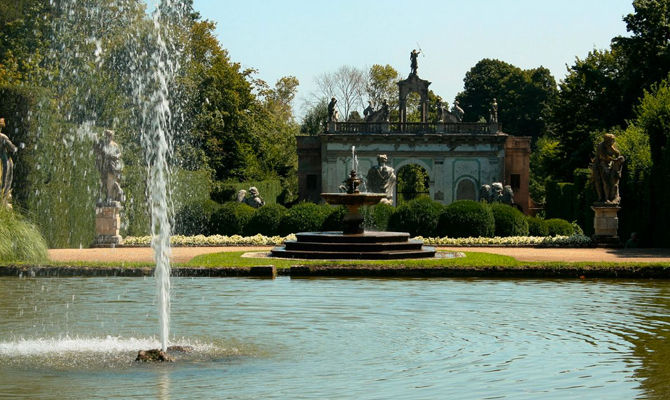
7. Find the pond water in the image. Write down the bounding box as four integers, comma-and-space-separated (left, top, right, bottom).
0, 276, 669, 399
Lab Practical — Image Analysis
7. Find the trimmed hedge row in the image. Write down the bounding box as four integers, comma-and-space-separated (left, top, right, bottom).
176, 197, 576, 238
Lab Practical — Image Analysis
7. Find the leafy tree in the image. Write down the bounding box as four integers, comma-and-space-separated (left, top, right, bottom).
548, 49, 627, 180
366, 64, 399, 108
455, 59, 557, 141
300, 99, 328, 135
396, 164, 429, 201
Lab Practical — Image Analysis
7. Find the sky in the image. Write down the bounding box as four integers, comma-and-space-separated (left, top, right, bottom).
191, 0, 634, 117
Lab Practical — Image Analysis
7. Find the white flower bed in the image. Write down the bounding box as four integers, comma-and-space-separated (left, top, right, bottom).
122, 233, 592, 247
416, 234, 593, 247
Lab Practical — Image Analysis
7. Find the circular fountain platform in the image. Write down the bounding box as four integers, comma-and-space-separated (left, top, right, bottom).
271, 231, 436, 260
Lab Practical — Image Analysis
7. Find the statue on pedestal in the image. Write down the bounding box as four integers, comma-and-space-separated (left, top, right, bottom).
366, 154, 396, 203
410, 49, 421, 75
590, 134, 625, 205
0, 118, 18, 206
489, 98, 498, 124
94, 129, 124, 205
327, 97, 338, 122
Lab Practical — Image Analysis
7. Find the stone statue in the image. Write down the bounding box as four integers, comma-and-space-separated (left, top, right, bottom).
244, 186, 265, 208
236, 189, 247, 203
0, 118, 18, 205
489, 98, 498, 124
410, 49, 421, 75
364, 99, 390, 123
94, 129, 124, 205
327, 97, 338, 122
480, 182, 515, 206
451, 100, 464, 122
590, 134, 625, 205
363, 101, 374, 120
436, 99, 446, 122
366, 154, 396, 203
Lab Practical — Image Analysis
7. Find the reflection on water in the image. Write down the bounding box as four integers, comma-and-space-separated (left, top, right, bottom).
0, 277, 669, 399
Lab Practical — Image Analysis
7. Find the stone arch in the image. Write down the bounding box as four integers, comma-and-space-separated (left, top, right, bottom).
395, 161, 432, 203
455, 177, 478, 201
398, 74, 431, 123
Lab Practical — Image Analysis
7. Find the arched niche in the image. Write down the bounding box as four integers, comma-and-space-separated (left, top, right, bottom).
455, 178, 477, 201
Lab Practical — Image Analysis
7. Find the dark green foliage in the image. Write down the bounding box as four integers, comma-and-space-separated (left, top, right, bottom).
243, 203, 287, 236
210, 202, 256, 236
0, 207, 48, 263
396, 164, 429, 202
388, 196, 443, 237
437, 200, 495, 238
278, 202, 331, 235
490, 203, 529, 237
362, 203, 395, 231
455, 58, 557, 141
545, 218, 575, 236
174, 199, 221, 236
321, 205, 347, 231
544, 174, 594, 236
526, 216, 549, 236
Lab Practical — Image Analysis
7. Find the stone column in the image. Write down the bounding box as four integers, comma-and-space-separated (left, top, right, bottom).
591, 205, 621, 247
93, 202, 123, 247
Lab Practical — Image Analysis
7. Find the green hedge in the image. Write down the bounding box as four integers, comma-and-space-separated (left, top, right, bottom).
362, 203, 395, 231
490, 203, 529, 237
526, 216, 550, 236
322, 205, 347, 231
0, 207, 48, 263
210, 202, 256, 236
437, 200, 495, 238
279, 202, 331, 235
174, 199, 221, 236
244, 203, 287, 236
388, 196, 443, 237
545, 218, 575, 236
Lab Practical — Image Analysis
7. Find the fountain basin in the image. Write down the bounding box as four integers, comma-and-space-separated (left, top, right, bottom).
321, 192, 387, 235
271, 231, 436, 260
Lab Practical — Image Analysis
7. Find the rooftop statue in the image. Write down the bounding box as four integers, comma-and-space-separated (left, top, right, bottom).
364, 99, 390, 123
94, 129, 124, 205
327, 97, 338, 122
590, 134, 625, 205
0, 118, 18, 205
489, 98, 498, 124
410, 49, 421, 75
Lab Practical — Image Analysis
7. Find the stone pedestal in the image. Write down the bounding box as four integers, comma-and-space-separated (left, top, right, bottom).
591, 205, 621, 247
93, 202, 123, 247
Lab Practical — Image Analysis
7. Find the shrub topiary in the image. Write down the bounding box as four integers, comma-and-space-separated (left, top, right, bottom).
437, 200, 495, 238
174, 199, 221, 236
0, 207, 48, 263
243, 203, 288, 236
322, 205, 347, 231
209, 202, 256, 236
279, 202, 331, 235
388, 196, 443, 237
362, 202, 395, 231
545, 218, 575, 236
490, 203, 529, 237
526, 216, 549, 236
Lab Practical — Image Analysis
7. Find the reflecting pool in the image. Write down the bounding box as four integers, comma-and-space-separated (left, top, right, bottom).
1, 277, 669, 399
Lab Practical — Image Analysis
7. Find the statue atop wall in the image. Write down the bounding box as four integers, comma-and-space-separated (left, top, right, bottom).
94, 129, 124, 205
327, 97, 339, 122
410, 49, 421, 75
366, 154, 396, 203
0, 118, 18, 206
590, 133, 625, 205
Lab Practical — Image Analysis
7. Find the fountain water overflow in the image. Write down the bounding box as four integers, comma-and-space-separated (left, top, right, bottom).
271, 146, 436, 259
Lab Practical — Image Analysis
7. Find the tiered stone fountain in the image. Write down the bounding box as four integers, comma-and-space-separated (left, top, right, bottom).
271, 162, 435, 260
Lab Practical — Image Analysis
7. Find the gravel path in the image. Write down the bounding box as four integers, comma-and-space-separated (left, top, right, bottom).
46, 246, 670, 264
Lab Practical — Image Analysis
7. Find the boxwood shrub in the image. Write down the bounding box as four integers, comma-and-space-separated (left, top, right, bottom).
209, 202, 256, 236
490, 203, 529, 237
279, 202, 331, 235
545, 218, 575, 236
388, 196, 443, 237
174, 199, 221, 236
362, 202, 395, 231
243, 203, 287, 236
526, 216, 550, 237
322, 205, 347, 231
437, 200, 495, 238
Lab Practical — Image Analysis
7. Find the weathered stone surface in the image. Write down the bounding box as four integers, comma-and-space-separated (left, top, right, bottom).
136, 349, 174, 362
592, 205, 621, 246
93, 205, 123, 247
